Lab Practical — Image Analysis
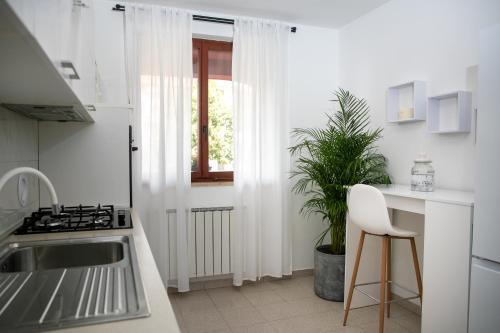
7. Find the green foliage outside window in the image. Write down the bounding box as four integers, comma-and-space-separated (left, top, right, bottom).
192, 80, 233, 171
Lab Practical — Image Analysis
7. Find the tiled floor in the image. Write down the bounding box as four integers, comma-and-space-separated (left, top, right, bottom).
169, 275, 421, 333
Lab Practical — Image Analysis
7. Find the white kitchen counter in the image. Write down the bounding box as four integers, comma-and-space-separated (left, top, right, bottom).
5, 209, 181, 333
374, 184, 474, 207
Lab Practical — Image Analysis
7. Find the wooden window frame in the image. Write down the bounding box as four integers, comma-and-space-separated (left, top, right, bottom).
192, 38, 234, 183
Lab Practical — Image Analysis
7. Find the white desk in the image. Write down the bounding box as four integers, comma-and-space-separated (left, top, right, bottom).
344, 184, 474, 333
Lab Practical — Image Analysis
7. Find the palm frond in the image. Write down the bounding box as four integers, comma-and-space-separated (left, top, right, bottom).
289, 88, 391, 255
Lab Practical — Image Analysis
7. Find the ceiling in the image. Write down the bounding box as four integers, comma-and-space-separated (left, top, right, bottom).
125, 0, 391, 28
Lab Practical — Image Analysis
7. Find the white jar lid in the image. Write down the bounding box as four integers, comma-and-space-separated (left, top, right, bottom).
414, 152, 431, 163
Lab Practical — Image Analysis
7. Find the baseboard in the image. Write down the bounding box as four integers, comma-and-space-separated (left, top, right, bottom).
292, 268, 314, 277
167, 268, 314, 293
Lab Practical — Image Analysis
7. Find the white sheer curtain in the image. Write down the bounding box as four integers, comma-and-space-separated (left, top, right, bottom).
232, 18, 292, 285
125, 4, 192, 292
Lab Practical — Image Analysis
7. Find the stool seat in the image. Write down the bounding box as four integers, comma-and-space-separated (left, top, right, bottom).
386, 226, 418, 238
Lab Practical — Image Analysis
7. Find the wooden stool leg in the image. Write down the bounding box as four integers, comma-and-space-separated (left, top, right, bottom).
387, 237, 392, 318
410, 238, 423, 303
379, 236, 388, 333
343, 231, 366, 326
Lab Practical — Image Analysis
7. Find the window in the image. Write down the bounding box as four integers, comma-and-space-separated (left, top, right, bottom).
192, 39, 234, 182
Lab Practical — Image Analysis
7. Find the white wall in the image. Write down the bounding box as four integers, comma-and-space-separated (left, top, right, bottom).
39, 107, 130, 207
289, 25, 339, 270
339, 0, 500, 192
338, 0, 500, 303
0, 106, 39, 238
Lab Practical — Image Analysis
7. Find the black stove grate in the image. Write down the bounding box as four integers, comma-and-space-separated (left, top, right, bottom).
16, 204, 132, 234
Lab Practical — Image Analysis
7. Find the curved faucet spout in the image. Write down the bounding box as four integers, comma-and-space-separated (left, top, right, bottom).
0, 167, 59, 215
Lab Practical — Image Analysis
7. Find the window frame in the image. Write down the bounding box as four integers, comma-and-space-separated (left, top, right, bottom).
191, 38, 234, 183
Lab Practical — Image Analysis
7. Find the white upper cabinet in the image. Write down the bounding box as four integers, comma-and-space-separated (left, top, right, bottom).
7, 0, 96, 108
5, 0, 36, 32
33, 0, 61, 61
59, 0, 96, 106
0, 0, 94, 121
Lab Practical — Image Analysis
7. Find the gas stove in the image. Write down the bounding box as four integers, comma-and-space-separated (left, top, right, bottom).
15, 204, 132, 235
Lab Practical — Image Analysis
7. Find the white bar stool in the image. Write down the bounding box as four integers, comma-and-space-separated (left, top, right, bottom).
343, 184, 423, 333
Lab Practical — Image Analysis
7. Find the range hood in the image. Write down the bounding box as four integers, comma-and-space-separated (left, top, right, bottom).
1, 104, 93, 122
0, 0, 94, 122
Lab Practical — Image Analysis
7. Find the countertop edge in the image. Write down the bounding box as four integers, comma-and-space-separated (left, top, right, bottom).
2, 209, 181, 333
374, 184, 474, 206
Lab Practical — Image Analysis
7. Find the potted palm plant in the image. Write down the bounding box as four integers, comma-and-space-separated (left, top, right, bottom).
289, 88, 390, 301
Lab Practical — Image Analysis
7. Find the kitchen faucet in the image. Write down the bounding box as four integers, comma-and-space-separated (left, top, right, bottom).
0, 167, 60, 215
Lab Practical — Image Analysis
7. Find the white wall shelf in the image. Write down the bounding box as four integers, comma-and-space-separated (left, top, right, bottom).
427, 91, 472, 134
386, 81, 426, 123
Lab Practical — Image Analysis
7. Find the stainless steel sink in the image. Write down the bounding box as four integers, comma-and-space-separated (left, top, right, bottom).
0, 241, 124, 272
0, 236, 150, 332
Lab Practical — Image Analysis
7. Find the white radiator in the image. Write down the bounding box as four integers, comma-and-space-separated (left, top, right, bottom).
166, 207, 233, 279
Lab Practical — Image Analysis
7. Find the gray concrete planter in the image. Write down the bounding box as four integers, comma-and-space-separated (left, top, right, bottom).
314, 245, 345, 301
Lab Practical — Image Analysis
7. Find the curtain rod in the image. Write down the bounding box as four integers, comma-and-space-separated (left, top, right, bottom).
112, 4, 297, 33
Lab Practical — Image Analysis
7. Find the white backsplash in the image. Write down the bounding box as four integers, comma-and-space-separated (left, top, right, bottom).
0, 106, 39, 238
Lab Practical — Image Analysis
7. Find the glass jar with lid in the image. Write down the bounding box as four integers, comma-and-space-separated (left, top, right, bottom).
411, 153, 435, 192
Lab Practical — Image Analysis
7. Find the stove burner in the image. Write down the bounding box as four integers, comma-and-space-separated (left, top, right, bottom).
93, 217, 106, 225
35, 215, 64, 228
15, 204, 132, 235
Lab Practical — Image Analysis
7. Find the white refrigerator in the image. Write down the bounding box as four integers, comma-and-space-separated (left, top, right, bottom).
469, 23, 500, 333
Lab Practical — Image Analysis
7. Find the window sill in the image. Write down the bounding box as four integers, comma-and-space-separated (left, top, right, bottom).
192, 181, 234, 187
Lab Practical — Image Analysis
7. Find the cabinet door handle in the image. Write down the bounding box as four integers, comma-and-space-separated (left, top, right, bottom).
61, 61, 80, 80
